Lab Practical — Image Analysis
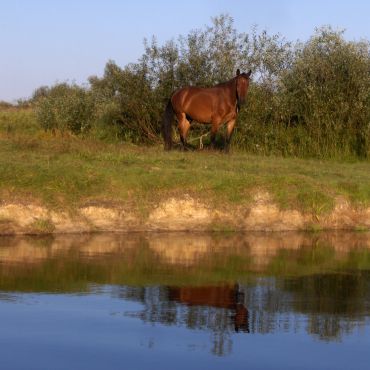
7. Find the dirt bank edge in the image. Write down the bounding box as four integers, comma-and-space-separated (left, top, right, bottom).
0, 194, 369, 234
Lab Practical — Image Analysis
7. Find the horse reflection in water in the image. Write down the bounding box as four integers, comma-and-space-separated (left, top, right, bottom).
168, 283, 249, 333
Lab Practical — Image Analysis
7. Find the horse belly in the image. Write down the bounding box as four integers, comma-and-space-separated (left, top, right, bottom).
187, 110, 212, 123
187, 94, 236, 124
184, 93, 214, 123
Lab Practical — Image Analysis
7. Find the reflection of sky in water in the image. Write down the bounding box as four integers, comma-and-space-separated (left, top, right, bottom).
0, 232, 370, 369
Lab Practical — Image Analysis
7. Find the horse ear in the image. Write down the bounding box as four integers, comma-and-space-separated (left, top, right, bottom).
246, 69, 252, 77
236, 69, 240, 76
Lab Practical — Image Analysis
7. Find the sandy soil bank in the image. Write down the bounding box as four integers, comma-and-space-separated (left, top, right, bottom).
0, 193, 369, 234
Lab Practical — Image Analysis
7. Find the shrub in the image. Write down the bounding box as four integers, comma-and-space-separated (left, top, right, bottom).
36, 83, 94, 134
89, 61, 161, 143
32, 16, 370, 159
235, 27, 370, 158
0, 101, 14, 110
279, 27, 370, 158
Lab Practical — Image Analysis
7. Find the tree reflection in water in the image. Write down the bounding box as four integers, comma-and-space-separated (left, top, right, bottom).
0, 232, 370, 355
114, 270, 370, 355
115, 284, 248, 356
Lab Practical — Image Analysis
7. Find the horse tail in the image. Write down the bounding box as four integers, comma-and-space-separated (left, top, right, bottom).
162, 99, 174, 151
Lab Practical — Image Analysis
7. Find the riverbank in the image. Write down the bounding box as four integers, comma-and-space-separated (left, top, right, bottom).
1, 109, 369, 234
1, 193, 369, 234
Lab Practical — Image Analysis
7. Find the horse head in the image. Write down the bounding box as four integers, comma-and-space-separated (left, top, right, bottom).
236, 69, 251, 108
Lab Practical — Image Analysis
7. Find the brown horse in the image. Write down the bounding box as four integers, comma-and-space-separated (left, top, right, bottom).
162, 69, 251, 151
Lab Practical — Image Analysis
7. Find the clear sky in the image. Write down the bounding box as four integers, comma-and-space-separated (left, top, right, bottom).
1, 0, 370, 102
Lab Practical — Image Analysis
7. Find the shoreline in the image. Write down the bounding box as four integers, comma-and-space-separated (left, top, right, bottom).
1, 194, 369, 235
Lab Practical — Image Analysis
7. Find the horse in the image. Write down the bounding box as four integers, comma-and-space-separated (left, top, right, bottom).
162, 69, 251, 152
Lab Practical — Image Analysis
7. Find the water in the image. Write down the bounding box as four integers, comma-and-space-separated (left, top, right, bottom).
0, 232, 369, 370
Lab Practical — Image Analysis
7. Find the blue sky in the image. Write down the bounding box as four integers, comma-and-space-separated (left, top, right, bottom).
1, 0, 370, 101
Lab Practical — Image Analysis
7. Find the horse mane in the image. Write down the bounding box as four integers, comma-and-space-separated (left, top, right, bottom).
214, 72, 250, 87
214, 76, 237, 87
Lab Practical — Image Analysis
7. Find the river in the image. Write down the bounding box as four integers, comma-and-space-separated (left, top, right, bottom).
0, 231, 369, 369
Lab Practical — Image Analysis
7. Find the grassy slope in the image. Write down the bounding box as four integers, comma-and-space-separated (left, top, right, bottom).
0, 109, 370, 214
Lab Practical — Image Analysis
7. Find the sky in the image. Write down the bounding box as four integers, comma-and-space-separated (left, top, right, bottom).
1, 0, 370, 102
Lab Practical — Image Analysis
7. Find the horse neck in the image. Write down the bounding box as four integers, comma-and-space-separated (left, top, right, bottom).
230, 77, 240, 108
222, 78, 238, 104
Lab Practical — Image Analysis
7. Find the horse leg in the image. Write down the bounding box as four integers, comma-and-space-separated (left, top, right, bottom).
177, 113, 191, 150
210, 119, 221, 150
225, 119, 236, 153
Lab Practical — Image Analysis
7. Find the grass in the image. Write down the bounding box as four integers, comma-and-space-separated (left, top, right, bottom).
29, 219, 55, 234
0, 108, 369, 215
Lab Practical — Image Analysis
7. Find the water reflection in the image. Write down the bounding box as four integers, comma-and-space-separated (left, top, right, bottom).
168, 284, 249, 333
113, 284, 248, 356
1, 231, 369, 267
0, 231, 370, 353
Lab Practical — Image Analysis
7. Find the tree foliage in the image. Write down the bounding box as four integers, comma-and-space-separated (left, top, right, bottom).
36, 83, 94, 134
34, 15, 370, 158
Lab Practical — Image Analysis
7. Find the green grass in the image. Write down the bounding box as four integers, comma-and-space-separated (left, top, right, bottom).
29, 218, 55, 234
0, 108, 370, 215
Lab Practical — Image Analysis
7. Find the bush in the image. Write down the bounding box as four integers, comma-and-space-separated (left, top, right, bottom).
89, 61, 161, 143
0, 101, 14, 110
33, 16, 370, 159
279, 27, 370, 158
235, 27, 370, 158
36, 83, 94, 134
